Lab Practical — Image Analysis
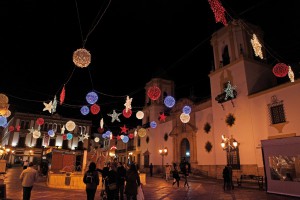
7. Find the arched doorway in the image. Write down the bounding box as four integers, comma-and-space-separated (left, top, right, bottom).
180, 138, 190, 163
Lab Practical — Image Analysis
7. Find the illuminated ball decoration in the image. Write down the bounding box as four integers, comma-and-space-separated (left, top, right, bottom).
180, 113, 190, 123
0, 94, 9, 104
0, 103, 9, 116
97, 127, 104, 134
86, 91, 98, 105
48, 130, 55, 137
150, 121, 157, 128
102, 133, 107, 139
90, 104, 100, 115
67, 133, 73, 140
147, 86, 161, 100
3, 110, 11, 118
164, 96, 176, 108
62, 134, 67, 140
136, 111, 144, 119
122, 108, 132, 118
8, 125, 14, 132
272, 63, 289, 77
182, 105, 192, 114
94, 137, 100, 142
36, 118, 44, 125
73, 48, 91, 68
120, 135, 124, 139
66, 120, 76, 131
129, 133, 134, 139
117, 135, 121, 140
33, 130, 41, 139
80, 106, 90, 115
0, 116, 7, 127
122, 135, 129, 143
138, 128, 147, 138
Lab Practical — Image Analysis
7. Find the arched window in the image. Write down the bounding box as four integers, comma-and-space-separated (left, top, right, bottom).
222, 45, 230, 66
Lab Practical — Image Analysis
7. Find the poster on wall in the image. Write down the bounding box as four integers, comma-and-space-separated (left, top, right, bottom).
261, 136, 300, 197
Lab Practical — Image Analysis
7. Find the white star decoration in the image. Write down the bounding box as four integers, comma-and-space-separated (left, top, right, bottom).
28, 127, 34, 134
124, 96, 133, 112
78, 135, 84, 142
108, 110, 121, 123
43, 101, 53, 113
224, 81, 236, 100
83, 133, 89, 140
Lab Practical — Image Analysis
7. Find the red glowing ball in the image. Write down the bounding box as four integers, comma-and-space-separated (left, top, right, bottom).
147, 86, 161, 100
273, 63, 289, 77
122, 108, 132, 118
90, 104, 100, 115
36, 118, 44, 125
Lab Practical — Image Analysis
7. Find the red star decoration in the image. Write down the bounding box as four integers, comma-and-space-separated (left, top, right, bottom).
159, 113, 167, 122
120, 125, 128, 134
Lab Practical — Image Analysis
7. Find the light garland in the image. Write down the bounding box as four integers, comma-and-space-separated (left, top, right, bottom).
250, 34, 263, 59
208, 0, 227, 26
73, 48, 91, 68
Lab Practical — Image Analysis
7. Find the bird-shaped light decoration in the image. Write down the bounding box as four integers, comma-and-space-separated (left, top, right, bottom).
100, 118, 104, 129
288, 66, 295, 82
52, 96, 57, 113
60, 85, 66, 105
124, 96, 133, 112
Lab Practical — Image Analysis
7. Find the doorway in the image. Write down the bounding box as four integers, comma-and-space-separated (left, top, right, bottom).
180, 138, 190, 163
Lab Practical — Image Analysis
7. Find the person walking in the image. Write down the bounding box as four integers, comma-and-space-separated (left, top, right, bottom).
165, 163, 171, 181
83, 162, 100, 200
149, 163, 153, 177
117, 162, 126, 200
227, 164, 234, 189
23, 160, 29, 170
172, 165, 180, 187
19, 162, 39, 200
106, 162, 119, 200
125, 163, 141, 200
183, 164, 190, 188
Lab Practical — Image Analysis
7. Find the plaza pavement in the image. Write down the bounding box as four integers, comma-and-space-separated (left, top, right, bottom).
2, 166, 299, 200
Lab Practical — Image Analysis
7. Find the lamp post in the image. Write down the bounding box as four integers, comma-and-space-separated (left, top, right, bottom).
159, 147, 168, 176
221, 135, 238, 166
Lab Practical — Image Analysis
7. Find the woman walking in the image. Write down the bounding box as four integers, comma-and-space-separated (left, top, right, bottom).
83, 162, 100, 200
125, 164, 141, 200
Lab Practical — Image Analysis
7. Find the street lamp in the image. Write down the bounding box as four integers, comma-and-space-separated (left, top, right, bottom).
159, 147, 168, 176
221, 135, 239, 167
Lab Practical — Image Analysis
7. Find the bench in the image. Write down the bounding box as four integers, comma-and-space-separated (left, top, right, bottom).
237, 175, 264, 190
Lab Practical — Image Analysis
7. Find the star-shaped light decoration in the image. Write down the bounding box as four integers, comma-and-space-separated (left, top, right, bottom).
250, 34, 263, 59
78, 135, 84, 142
124, 96, 133, 112
43, 101, 53, 113
83, 133, 90, 140
120, 125, 128, 134
159, 112, 167, 122
108, 110, 121, 123
224, 81, 237, 100
52, 96, 58, 113
28, 127, 34, 134
288, 66, 295, 82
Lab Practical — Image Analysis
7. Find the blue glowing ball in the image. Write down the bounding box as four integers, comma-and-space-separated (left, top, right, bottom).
67, 133, 73, 140
122, 135, 129, 143
0, 116, 7, 127
48, 129, 55, 137
86, 91, 98, 105
182, 105, 192, 114
150, 121, 157, 128
164, 96, 175, 108
80, 106, 90, 115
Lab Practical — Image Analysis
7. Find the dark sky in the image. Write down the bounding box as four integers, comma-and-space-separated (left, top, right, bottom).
1, 0, 300, 132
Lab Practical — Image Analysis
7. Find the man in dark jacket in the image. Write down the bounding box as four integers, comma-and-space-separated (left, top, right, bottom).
117, 162, 127, 200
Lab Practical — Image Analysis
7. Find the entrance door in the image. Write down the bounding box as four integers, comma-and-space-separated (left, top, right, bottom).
180, 138, 190, 163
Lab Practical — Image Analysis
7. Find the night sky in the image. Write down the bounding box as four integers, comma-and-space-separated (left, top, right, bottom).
1, 0, 300, 132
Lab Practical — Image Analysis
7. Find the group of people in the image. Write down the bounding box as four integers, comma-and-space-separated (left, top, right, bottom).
83, 161, 143, 200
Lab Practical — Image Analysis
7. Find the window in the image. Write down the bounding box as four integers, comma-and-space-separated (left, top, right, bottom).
49, 138, 56, 146
17, 137, 26, 147
62, 140, 69, 149
268, 96, 286, 124
227, 148, 240, 170
144, 154, 149, 167
36, 138, 42, 148
137, 137, 141, 147
20, 120, 30, 130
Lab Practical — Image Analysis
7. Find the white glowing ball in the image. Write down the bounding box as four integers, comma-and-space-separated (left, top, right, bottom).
73, 48, 91, 68
66, 121, 76, 131
136, 111, 144, 119
94, 137, 100, 142
33, 130, 41, 139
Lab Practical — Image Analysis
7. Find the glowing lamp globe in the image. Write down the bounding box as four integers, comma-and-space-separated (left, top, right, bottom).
90, 104, 100, 115
180, 113, 190, 123
273, 63, 289, 77
80, 106, 90, 115
150, 121, 157, 128
164, 96, 176, 108
0, 116, 7, 127
182, 105, 192, 114
147, 86, 161, 100
138, 128, 147, 137
122, 108, 132, 118
67, 133, 73, 140
86, 91, 98, 105
136, 111, 144, 119
66, 121, 76, 131
36, 118, 45, 126
122, 135, 129, 143
94, 137, 100, 142
48, 129, 55, 137
33, 130, 41, 139
73, 48, 91, 68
